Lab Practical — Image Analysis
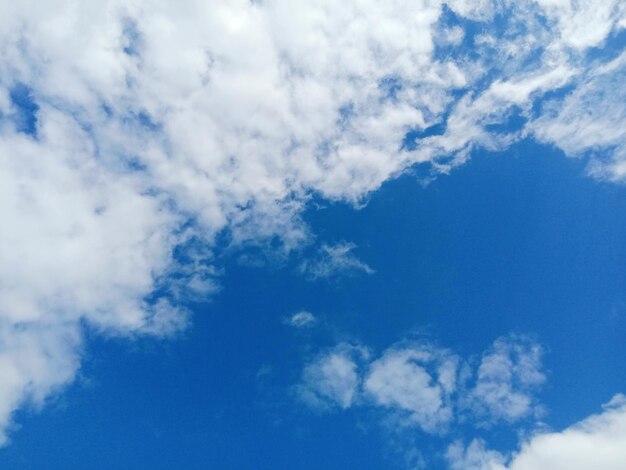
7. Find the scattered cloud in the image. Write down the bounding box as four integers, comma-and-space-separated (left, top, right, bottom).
297, 334, 626, 469
0, 0, 624, 443
297, 335, 545, 434
298, 243, 374, 281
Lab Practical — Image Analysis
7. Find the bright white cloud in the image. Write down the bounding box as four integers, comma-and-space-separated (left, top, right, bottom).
447, 394, 626, 470
0, 0, 624, 443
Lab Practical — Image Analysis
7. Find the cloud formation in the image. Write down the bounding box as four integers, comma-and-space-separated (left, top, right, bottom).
465, 336, 545, 423
0, 0, 624, 443
364, 346, 457, 433
447, 394, 626, 470
297, 344, 367, 410
297, 335, 545, 433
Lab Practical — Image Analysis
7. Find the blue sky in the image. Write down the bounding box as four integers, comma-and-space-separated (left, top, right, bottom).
1, 1, 626, 469
4, 141, 626, 469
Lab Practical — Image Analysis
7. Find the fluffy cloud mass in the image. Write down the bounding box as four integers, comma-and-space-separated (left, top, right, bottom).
0, 0, 624, 443
363, 345, 458, 432
447, 394, 626, 470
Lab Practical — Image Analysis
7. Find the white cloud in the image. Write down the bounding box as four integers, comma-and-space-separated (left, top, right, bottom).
464, 336, 545, 423
298, 242, 374, 280
448, 394, 626, 470
297, 344, 367, 410
500, 394, 626, 470
297, 336, 626, 469
0, 0, 623, 443
298, 335, 545, 434
285, 311, 317, 328
364, 345, 457, 433
447, 439, 506, 470
531, 52, 626, 181
440, 26, 465, 47
533, 0, 624, 49
0, 322, 81, 445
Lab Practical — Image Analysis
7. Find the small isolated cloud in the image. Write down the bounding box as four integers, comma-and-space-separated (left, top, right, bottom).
297, 334, 545, 435
447, 394, 626, 470
297, 344, 368, 410
299, 242, 374, 281
285, 311, 317, 328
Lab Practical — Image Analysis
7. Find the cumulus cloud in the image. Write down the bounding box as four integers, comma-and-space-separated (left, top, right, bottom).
464, 336, 545, 423
298, 335, 626, 469
447, 394, 626, 470
297, 335, 545, 434
0, 0, 624, 443
364, 345, 457, 433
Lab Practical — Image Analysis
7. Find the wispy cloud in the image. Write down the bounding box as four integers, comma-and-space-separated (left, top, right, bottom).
284, 311, 318, 328
298, 243, 374, 281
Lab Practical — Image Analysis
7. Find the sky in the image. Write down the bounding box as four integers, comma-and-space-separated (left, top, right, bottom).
0, 1, 625, 469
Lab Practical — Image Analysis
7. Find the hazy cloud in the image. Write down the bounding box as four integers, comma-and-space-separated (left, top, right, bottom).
285, 311, 317, 328
298, 243, 374, 280
297, 344, 368, 410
